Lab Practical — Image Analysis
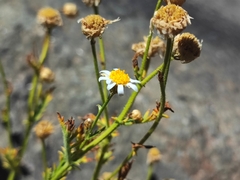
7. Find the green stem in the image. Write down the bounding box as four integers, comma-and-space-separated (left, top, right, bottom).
39, 29, 51, 65
7, 171, 16, 180
19, 123, 32, 159
92, 5, 110, 127
41, 139, 47, 174
0, 60, 12, 148
138, 0, 162, 80
14, 30, 51, 180
92, 143, 108, 180
91, 93, 113, 133
146, 164, 154, 180
90, 39, 109, 124
62, 129, 71, 165
51, 162, 70, 180
107, 37, 174, 180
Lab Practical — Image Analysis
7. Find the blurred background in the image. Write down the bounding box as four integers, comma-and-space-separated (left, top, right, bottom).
0, 0, 240, 179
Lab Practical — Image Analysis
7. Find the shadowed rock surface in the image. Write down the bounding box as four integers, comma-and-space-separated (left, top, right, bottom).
0, 0, 240, 180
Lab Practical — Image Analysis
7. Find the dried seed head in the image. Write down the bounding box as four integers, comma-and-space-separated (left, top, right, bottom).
146, 147, 161, 165
82, 0, 101, 7
34, 120, 54, 140
132, 36, 165, 58
37, 7, 63, 29
40, 67, 55, 83
164, 0, 186, 6
62, 3, 78, 18
173, 32, 202, 63
151, 4, 191, 38
78, 14, 120, 39
129, 109, 142, 121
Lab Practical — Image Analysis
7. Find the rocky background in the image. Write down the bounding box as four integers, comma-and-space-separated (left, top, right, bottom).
0, 0, 240, 180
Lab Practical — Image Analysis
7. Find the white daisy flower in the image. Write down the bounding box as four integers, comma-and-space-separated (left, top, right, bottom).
99, 69, 141, 95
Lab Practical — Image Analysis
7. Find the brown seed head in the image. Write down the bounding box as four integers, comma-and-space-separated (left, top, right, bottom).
146, 147, 161, 165
151, 4, 191, 38
37, 7, 63, 29
40, 67, 55, 83
164, 0, 186, 6
173, 32, 202, 63
78, 14, 120, 39
34, 120, 54, 140
62, 3, 78, 18
82, 0, 101, 7
132, 36, 165, 58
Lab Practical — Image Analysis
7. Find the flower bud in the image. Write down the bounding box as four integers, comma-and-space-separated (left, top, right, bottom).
40, 67, 55, 83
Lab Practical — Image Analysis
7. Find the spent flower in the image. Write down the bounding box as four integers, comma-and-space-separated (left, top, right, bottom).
99, 69, 141, 96
151, 4, 191, 38
132, 36, 165, 58
37, 7, 63, 29
173, 32, 202, 63
146, 147, 161, 165
78, 14, 120, 39
34, 120, 54, 140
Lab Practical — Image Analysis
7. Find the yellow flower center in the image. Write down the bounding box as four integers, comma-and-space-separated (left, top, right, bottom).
109, 69, 130, 85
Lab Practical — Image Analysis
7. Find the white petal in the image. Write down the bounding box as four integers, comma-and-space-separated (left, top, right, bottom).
117, 85, 124, 95
107, 82, 116, 90
99, 76, 109, 82
130, 79, 141, 84
106, 79, 112, 84
100, 70, 110, 76
127, 83, 138, 92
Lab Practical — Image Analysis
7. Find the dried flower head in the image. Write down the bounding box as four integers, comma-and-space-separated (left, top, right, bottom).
164, 0, 186, 6
82, 0, 101, 7
78, 14, 120, 39
34, 120, 54, 140
151, 4, 191, 38
132, 36, 165, 58
173, 32, 202, 63
40, 66, 55, 83
62, 3, 78, 18
99, 69, 141, 96
37, 7, 63, 29
146, 147, 161, 165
